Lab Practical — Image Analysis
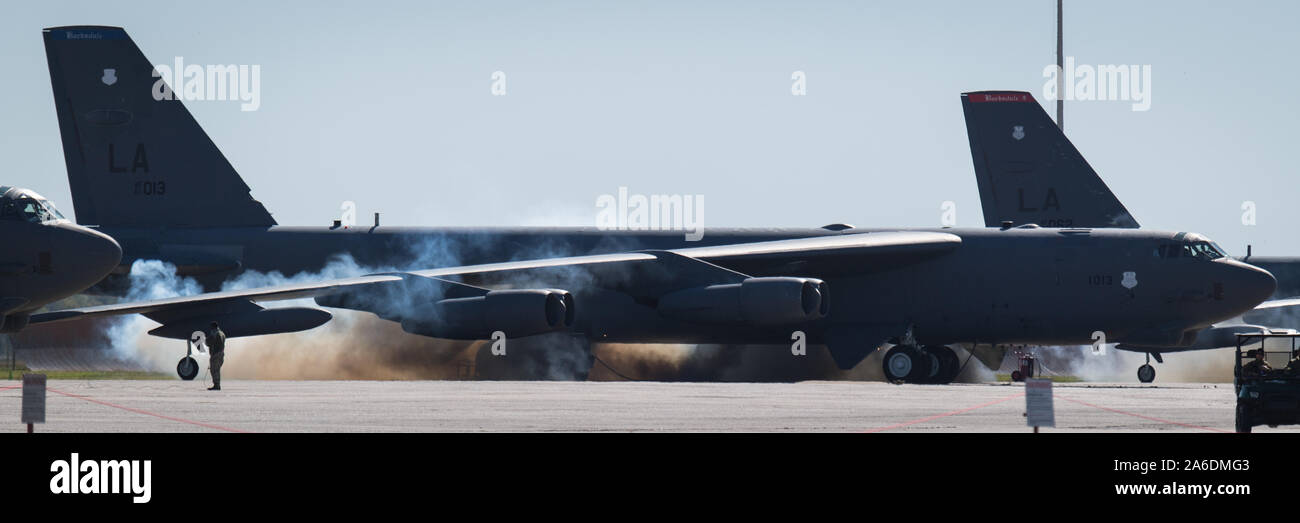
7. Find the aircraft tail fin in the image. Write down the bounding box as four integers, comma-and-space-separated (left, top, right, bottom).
960, 91, 1138, 229
42, 26, 276, 228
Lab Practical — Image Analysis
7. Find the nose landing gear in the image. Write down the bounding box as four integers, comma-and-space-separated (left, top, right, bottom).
1137, 352, 1161, 383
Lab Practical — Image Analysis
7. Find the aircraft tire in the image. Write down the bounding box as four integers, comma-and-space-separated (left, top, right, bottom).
906, 347, 934, 383
883, 345, 921, 383
883, 345, 932, 383
930, 345, 959, 384
920, 349, 942, 384
1137, 364, 1156, 383
177, 356, 199, 381
1236, 404, 1252, 433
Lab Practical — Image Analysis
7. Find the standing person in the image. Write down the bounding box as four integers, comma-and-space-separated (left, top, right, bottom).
207, 321, 226, 391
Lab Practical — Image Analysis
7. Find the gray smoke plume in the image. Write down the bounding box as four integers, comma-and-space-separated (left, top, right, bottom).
102, 253, 481, 380
1009, 345, 1238, 383
589, 343, 995, 382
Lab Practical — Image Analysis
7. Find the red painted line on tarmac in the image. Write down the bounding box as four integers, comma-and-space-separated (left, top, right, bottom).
46, 387, 250, 433
1060, 396, 1230, 433
0, 385, 20, 391
865, 392, 1026, 433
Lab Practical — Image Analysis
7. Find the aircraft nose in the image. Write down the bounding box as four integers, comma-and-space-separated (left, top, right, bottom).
1221, 259, 1276, 312
56, 223, 122, 284
82, 227, 123, 276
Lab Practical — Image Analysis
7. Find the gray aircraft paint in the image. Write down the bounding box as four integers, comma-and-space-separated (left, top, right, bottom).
44, 26, 275, 229
961, 91, 1139, 229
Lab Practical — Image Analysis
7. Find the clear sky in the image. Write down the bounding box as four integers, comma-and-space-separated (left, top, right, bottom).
4, 1, 1298, 254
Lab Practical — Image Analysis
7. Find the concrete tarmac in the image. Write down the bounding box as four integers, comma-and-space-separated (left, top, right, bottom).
0, 380, 1288, 433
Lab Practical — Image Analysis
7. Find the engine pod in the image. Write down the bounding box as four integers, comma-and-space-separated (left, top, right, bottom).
400, 289, 575, 340
656, 277, 827, 326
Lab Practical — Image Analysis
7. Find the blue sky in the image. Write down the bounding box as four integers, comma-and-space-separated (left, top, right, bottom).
4, 1, 1298, 254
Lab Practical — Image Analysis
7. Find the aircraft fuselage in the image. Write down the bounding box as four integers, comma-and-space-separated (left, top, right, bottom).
94, 225, 1273, 348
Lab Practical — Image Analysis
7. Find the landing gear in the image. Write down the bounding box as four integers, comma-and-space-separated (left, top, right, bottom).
177, 356, 199, 381
1137, 353, 1157, 383
883, 345, 959, 384
932, 345, 960, 384
883, 345, 926, 383
177, 332, 204, 380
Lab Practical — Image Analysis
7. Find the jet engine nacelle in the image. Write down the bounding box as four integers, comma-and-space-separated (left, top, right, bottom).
400, 289, 575, 340
657, 277, 829, 325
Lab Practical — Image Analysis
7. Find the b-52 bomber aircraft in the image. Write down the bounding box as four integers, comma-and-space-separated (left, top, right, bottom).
961, 90, 1300, 382
0, 186, 121, 332
30, 210, 1277, 384
33, 27, 1279, 382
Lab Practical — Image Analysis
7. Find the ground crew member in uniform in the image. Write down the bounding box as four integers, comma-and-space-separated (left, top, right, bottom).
1284, 350, 1300, 376
1242, 349, 1272, 377
207, 321, 226, 391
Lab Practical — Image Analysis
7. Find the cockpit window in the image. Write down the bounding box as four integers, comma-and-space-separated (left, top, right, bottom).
1156, 241, 1226, 260
39, 200, 66, 221
0, 198, 65, 224
1191, 241, 1226, 260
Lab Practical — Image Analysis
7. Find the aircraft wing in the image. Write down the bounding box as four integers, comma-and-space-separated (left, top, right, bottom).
1248, 298, 1300, 311
28, 274, 405, 330
411, 230, 960, 283
28, 231, 960, 337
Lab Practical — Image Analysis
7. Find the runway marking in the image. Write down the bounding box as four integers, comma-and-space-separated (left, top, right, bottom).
1060, 397, 1231, 433
865, 392, 1025, 433
46, 387, 251, 433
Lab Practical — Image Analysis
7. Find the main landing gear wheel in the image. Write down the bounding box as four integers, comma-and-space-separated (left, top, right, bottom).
177, 356, 199, 381
1137, 364, 1156, 383
883, 345, 932, 383
929, 345, 960, 384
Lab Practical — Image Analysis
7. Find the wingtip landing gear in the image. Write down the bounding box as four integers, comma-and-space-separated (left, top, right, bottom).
177, 333, 203, 380
177, 356, 199, 380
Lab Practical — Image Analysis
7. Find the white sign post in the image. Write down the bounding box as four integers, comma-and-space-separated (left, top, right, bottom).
22, 373, 46, 433
1025, 378, 1055, 432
